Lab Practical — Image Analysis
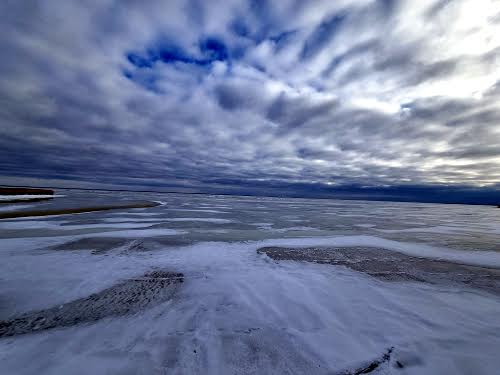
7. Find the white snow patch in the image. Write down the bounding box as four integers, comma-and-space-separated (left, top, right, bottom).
162, 218, 233, 223
166, 208, 228, 213
252, 222, 274, 228
102, 217, 167, 223
0, 204, 35, 212
265, 226, 322, 233
107, 212, 162, 216
0, 221, 164, 231
0, 194, 64, 201
355, 223, 376, 228
377, 225, 500, 235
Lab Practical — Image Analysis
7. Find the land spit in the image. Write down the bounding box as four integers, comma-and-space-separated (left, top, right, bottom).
0, 201, 160, 219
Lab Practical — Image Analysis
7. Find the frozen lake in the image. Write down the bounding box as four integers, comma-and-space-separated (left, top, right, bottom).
1, 190, 500, 374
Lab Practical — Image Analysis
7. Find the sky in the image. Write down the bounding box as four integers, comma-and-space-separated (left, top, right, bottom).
0, 0, 499, 204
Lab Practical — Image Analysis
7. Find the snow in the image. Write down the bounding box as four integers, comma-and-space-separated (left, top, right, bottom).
161, 218, 234, 223
103, 217, 169, 223
91, 228, 184, 238
1, 193, 500, 374
0, 204, 35, 212
0, 220, 165, 231
377, 224, 500, 235
0, 194, 63, 200
355, 223, 376, 228
1, 240, 500, 374
261, 226, 322, 233
166, 209, 229, 213
107, 212, 163, 216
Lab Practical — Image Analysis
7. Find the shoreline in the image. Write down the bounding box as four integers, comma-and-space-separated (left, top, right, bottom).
0, 201, 160, 219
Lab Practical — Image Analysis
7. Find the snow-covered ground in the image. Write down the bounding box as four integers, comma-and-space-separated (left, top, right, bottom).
1, 191, 499, 374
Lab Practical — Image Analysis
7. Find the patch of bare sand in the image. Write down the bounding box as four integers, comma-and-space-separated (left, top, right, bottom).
258, 246, 500, 296
0, 270, 183, 337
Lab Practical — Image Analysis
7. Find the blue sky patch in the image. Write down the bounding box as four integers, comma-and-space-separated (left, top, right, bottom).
125, 37, 231, 91
127, 37, 230, 70
301, 13, 346, 59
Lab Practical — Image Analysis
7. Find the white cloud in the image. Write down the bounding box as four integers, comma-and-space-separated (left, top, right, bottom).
0, 0, 499, 192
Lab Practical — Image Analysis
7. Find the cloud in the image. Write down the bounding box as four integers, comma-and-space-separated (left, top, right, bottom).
0, 0, 499, 203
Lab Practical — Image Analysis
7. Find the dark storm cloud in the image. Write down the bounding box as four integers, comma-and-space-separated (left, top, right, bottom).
0, 0, 499, 204
214, 83, 249, 111
300, 13, 346, 60
266, 93, 338, 132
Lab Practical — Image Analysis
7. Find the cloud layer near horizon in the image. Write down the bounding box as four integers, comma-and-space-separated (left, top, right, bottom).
0, 0, 499, 198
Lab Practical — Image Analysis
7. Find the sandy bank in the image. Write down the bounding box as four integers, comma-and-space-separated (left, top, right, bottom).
0, 270, 183, 337
0, 201, 160, 219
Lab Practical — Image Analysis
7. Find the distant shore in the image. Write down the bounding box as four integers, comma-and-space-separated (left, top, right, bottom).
0, 187, 54, 195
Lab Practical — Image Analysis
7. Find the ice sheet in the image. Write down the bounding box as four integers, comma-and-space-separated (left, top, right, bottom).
1, 192, 500, 374
0, 204, 35, 212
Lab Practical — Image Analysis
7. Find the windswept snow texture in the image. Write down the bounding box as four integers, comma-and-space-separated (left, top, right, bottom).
1, 190, 500, 374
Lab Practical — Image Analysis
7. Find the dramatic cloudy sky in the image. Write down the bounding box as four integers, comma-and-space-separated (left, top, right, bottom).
1, 0, 499, 203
